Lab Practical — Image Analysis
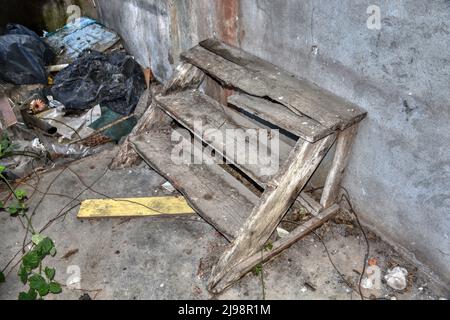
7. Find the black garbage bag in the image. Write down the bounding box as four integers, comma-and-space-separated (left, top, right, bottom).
51, 50, 145, 116
0, 35, 49, 84
0, 24, 55, 85
5, 24, 55, 64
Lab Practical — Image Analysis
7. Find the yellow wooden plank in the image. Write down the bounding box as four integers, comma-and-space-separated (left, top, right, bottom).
77, 196, 195, 218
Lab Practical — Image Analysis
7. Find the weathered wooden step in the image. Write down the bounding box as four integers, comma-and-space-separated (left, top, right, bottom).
228, 92, 333, 143
155, 90, 288, 185
155, 90, 324, 216
131, 127, 259, 240
181, 39, 367, 131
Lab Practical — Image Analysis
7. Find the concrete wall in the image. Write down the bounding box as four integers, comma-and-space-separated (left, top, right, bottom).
0, 0, 97, 33
97, 0, 450, 284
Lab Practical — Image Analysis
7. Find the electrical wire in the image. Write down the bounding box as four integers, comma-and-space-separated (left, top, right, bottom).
281, 186, 371, 300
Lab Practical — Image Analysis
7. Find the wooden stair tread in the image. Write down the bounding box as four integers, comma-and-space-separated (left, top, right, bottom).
155, 90, 290, 185
228, 92, 333, 142
131, 127, 259, 240
181, 39, 367, 130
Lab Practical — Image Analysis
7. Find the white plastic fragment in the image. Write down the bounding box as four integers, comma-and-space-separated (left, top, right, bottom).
361, 277, 375, 289
162, 181, 176, 193
31, 138, 46, 153
384, 267, 408, 291
276, 227, 290, 238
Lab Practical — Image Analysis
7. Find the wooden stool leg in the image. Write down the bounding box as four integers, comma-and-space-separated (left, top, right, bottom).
208, 134, 336, 293
209, 204, 340, 293
320, 124, 359, 209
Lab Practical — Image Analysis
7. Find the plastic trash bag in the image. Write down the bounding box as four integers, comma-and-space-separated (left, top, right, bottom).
0, 24, 55, 84
50, 50, 145, 116
5, 24, 55, 64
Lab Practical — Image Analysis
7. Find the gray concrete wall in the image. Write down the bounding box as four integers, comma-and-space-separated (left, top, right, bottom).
97, 0, 450, 284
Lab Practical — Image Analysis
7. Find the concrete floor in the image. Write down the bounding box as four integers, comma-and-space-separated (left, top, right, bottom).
0, 148, 448, 300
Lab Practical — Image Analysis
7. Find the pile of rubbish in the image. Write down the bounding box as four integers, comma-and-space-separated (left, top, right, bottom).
0, 18, 147, 180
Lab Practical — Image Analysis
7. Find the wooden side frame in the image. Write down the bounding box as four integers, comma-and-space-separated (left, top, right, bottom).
320, 124, 359, 208
208, 204, 340, 293
208, 134, 337, 292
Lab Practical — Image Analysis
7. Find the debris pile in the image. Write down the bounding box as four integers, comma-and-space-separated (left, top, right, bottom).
0, 18, 147, 181
51, 50, 145, 116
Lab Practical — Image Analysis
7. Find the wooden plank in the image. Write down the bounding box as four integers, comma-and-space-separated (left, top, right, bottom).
228, 92, 332, 143
208, 204, 340, 293
181, 46, 343, 128
131, 127, 259, 241
297, 192, 323, 216
222, 98, 323, 215
320, 124, 359, 208
157, 90, 324, 216
77, 196, 195, 218
202, 75, 231, 106
200, 38, 367, 130
162, 61, 205, 95
182, 45, 346, 129
155, 90, 287, 185
208, 133, 336, 291
0, 96, 17, 128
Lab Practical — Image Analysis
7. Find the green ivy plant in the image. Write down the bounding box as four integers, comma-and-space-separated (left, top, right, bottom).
17, 236, 61, 300
0, 136, 62, 300
0, 133, 16, 158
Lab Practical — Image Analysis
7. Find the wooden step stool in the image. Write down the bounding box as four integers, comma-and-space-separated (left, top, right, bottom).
129, 39, 367, 293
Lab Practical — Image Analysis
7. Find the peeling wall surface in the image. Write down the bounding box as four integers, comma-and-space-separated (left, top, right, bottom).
97, 0, 450, 284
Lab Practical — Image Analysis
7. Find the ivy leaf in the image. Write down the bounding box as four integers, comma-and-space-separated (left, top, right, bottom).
265, 242, 273, 251
0, 165, 5, 173
0, 200, 4, 209
37, 284, 49, 297
50, 247, 57, 257
32, 234, 45, 246
18, 288, 37, 300
14, 189, 27, 200
18, 292, 29, 300
7, 205, 18, 216
22, 250, 40, 270
44, 267, 55, 281
38, 238, 54, 256
29, 274, 49, 297
49, 282, 62, 294
18, 265, 28, 284
253, 264, 263, 276
0, 271, 5, 283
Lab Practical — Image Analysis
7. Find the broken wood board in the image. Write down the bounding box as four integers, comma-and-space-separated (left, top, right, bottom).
131, 127, 260, 240
0, 96, 17, 129
182, 45, 344, 129
156, 90, 324, 217
199, 39, 367, 130
155, 90, 287, 185
77, 196, 195, 218
228, 92, 332, 143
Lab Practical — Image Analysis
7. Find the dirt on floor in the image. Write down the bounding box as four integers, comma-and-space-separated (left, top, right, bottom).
0, 147, 448, 300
